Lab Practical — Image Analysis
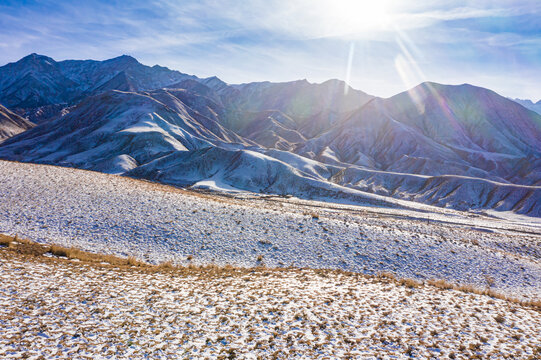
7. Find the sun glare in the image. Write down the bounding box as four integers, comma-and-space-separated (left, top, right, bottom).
322, 0, 391, 34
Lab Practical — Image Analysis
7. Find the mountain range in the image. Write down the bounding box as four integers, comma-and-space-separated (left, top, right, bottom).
513, 98, 541, 116
1, 54, 540, 216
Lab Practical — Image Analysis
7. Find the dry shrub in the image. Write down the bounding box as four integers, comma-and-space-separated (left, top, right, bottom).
399, 278, 422, 289
127, 256, 144, 267
377, 271, 396, 280
427, 278, 454, 290
0, 234, 13, 247
303, 212, 319, 219
157, 261, 174, 270
49, 244, 70, 258
0, 234, 33, 247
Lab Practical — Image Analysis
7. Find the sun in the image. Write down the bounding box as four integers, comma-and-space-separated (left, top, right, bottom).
320, 0, 391, 35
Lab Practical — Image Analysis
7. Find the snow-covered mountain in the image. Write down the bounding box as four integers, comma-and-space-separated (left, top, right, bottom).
0, 53, 195, 109
0, 54, 540, 216
299, 83, 541, 184
0, 89, 250, 173
221, 79, 373, 138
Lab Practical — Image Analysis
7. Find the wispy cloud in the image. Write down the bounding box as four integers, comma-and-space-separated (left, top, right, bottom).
0, 0, 540, 101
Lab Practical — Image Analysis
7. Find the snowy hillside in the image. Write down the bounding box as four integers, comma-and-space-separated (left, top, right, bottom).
299, 83, 541, 184
0, 89, 250, 173
1, 161, 540, 300
222, 79, 374, 138
2, 247, 539, 359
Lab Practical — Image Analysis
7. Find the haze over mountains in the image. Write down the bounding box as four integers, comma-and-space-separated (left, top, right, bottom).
1, 54, 540, 216
513, 98, 541, 116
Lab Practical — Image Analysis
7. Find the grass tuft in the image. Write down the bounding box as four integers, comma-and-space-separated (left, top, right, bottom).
0, 234, 13, 247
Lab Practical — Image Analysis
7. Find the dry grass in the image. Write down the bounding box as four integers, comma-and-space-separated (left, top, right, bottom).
377, 271, 396, 281
1, 233, 540, 311
2, 234, 147, 268
0, 234, 13, 247
156, 261, 174, 270
303, 212, 319, 219
428, 277, 541, 309
427, 278, 454, 290
399, 278, 422, 289
494, 314, 505, 324
49, 244, 69, 258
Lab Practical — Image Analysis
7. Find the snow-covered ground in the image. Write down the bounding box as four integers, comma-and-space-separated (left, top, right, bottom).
0, 160, 540, 300
1, 249, 539, 359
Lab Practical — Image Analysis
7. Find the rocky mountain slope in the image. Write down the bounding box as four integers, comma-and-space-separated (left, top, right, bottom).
0, 54, 540, 216
0, 104, 34, 142
299, 83, 541, 183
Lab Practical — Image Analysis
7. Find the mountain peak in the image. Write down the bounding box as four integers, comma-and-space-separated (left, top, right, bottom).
106, 54, 139, 65
19, 53, 56, 65
411, 81, 496, 98
514, 98, 535, 106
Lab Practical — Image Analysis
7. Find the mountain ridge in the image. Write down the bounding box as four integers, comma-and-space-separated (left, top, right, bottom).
1, 54, 540, 216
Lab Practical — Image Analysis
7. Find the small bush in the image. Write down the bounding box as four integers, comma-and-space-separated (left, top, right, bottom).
49, 245, 69, 258
303, 212, 319, 219
427, 278, 454, 290
157, 261, 174, 270
400, 278, 422, 289
377, 271, 396, 281
127, 256, 142, 266
0, 234, 13, 247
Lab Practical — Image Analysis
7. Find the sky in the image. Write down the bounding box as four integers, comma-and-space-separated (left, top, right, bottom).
1, 0, 540, 101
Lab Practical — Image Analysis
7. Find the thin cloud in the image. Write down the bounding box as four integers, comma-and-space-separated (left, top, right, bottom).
0, 0, 540, 100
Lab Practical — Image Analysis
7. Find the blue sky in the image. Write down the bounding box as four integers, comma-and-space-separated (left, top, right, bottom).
1, 0, 540, 101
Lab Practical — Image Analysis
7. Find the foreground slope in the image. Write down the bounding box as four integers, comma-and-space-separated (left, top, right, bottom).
1, 246, 539, 359
1, 161, 539, 300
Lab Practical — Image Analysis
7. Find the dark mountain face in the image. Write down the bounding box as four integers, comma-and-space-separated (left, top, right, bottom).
0, 54, 79, 108
0, 54, 540, 216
